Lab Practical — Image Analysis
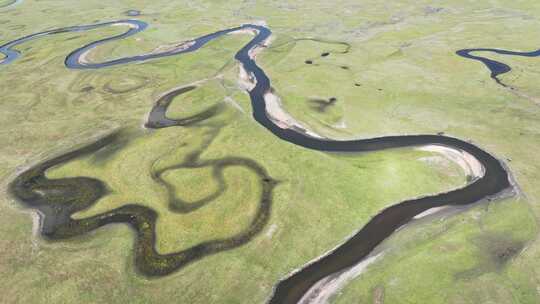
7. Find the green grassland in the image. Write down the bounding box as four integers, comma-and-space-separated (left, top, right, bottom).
0, 0, 539, 303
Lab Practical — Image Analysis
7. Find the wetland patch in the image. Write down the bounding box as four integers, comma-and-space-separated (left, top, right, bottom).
2, 19, 514, 303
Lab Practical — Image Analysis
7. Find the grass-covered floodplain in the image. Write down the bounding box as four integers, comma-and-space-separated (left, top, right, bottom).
0, 0, 539, 303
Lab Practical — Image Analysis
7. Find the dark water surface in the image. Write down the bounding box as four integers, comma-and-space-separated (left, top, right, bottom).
457, 47, 540, 87
2, 20, 512, 303
124, 9, 141, 17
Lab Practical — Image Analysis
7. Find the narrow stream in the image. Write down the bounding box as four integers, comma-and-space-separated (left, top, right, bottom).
2, 20, 513, 304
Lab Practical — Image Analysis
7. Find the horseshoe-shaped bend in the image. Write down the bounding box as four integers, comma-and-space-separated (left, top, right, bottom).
2, 20, 513, 304
456, 47, 540, 87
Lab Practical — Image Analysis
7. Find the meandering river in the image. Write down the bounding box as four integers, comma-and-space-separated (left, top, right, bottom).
2, 20, 513, 303
457, 47, 540, 87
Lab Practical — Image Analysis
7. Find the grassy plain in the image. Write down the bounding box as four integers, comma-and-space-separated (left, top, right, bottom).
0, 1, 539, 304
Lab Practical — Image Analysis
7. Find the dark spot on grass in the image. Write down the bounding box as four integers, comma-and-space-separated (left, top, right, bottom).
425, 6, 444, 15
307, 97, 338, 113
455, 232, 525, 280
340, 66, 349, 70
496, 246, 519, 262
321, 52, 330, 57
81, 86, 94, 93
305, 60, 313, 64
483, 233, 524, 269
65, 35, 82, 41
354, 83, 362, 87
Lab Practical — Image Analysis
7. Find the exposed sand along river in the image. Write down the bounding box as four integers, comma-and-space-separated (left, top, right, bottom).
1, 20, 513, 304
0, 0, 22, 9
